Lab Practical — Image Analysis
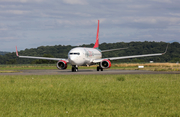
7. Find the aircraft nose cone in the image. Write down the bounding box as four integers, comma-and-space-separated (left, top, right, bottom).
69, 56, 77, 65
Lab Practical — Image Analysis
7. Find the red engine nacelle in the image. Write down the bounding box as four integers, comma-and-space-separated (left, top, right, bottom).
57, 60, 67, 70
100, 59, 111, 69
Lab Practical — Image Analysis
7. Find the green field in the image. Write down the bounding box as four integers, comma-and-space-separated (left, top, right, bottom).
0, 74, 180, 116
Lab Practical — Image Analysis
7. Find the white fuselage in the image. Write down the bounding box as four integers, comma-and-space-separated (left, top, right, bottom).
68, 47, 102, 66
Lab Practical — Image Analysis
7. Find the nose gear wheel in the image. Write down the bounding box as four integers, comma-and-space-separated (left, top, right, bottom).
72, 65, 78, 72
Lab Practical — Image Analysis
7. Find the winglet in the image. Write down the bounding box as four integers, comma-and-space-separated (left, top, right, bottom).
16, 46, 19, 56
162, 44, 169, 55
93, 20, 99, 49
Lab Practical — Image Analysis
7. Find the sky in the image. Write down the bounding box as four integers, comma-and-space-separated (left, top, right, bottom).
0, 0, 180, 52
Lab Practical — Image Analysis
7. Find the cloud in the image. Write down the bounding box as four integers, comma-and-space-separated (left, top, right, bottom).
152, 0, 172, 3
127, 5, 151, 9
169, 13, 180, 17
62, 0, 88, 5
0, 37, 17, 41
0, 0, 180, 51
0, 10, 30, 15
0, 0, 44, 3
132, 17, 180, 24
0, 28, 8, 31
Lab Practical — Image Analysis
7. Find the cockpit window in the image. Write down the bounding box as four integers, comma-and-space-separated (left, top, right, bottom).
74, 53, 80, 55
69, 53, 80, 55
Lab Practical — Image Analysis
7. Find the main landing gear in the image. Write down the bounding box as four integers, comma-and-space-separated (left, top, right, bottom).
97, 66, 103, 71
97, 63, 103, 71
72, 65, 78, 72
71, 65, 103, 72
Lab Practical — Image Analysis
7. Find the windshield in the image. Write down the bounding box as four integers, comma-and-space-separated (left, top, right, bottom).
69, 53, 80, 55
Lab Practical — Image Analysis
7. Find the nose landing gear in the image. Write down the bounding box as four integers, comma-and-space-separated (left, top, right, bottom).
72, 65, 78, 72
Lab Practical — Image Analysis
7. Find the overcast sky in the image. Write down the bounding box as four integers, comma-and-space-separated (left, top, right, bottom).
0, 0, 180, 52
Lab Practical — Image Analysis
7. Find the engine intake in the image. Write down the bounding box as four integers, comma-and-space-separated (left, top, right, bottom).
57, 60, 67, 70
100, 59, 111, 69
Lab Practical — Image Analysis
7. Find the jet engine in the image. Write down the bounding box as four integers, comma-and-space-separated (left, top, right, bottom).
100, 59, 111, 69
57, 60, 67, 70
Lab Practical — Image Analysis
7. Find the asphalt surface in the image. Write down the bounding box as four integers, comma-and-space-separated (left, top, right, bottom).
0, 69, 180, 75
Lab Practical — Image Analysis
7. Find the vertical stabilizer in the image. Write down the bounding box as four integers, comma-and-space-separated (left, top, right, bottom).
93, 20, 99, 49
16, 46, 19, 56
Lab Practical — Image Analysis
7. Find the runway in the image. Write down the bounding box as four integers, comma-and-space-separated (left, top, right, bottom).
0, 69, 180, 75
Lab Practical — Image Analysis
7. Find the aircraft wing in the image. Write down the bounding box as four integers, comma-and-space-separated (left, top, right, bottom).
16, 46, 68, 62
93, 44, 168, 63
101, 47, 128, 52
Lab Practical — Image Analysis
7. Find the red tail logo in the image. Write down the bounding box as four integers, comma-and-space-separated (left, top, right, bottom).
16, 46, 19, 56
93, 20, 99, 48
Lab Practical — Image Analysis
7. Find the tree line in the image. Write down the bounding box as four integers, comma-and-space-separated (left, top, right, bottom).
0, 41, 180, 64
0, 51, 9, 56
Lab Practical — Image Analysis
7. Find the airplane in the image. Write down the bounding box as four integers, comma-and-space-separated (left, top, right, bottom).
16, 20, 168, 72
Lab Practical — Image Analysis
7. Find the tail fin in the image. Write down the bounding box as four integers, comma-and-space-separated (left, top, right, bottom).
93, 20, 99, 49
16, 46, 19, 56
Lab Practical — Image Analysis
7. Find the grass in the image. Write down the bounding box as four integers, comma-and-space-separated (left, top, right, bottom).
0, 64, 56, 70
0, 63, 180, 71
0, 70, 19, 73
0, 74, 180, 116
112, 63, 180, 71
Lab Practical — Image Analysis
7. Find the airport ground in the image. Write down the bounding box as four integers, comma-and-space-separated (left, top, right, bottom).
0, 69, 180, 75
0, 63, 180, 74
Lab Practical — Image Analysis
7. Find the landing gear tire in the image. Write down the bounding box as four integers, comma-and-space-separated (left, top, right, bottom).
97, 66, 103, 71
97, 66, 99, 71
72, 66, 78, 72
101, 68, 103, 71
72, 67, 75, 72
75, 67, 78, 72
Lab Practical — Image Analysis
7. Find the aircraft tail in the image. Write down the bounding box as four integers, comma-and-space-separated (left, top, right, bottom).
93, 20, 99, 49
